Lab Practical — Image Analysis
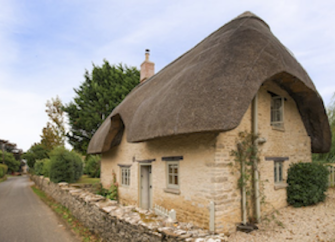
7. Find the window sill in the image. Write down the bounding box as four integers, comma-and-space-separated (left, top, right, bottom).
271, 125, 285, 132
274, 183, 287, 190
164, 188, 180, 195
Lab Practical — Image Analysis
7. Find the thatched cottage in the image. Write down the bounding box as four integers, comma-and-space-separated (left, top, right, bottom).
88, 12, 331, 233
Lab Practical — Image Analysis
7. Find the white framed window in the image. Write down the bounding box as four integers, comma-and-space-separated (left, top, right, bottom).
121, 167, 131, 186
274, 160, 283, 184
271, 96, 284, 129
167, 161, 179, 189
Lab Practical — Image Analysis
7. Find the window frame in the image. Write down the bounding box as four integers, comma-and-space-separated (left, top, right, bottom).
265, 157, 289, 189
271, 95, 284, 129
166, 161, 179, 190
121, 166, 131, 187
274, 160, 284, 184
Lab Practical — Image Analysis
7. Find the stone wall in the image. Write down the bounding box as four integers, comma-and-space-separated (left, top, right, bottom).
101, 132, 218, 230
213, 80, 312, 232
31, 175, 227, 242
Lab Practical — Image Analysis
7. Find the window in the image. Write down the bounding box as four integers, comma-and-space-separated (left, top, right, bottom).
271, 96, 284, 129
167, 161, 179, 189
274, 160, 283, 183
121, 167, 131, 186
266, 157, 289, 189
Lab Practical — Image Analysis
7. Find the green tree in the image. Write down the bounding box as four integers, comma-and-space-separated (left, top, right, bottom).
49, 147, 83, 183
0, 150, 20, 173
313, 95, 335, 163
22, 143, 49, 169
0, 140, 23, 162
84, 155, 101, 178
40, 96, 66, 150
63, 61, 139, 153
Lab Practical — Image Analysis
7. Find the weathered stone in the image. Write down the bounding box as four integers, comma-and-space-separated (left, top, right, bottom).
31, 174, 232, 242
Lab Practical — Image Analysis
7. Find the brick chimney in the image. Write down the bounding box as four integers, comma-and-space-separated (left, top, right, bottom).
140, 49, 155, 83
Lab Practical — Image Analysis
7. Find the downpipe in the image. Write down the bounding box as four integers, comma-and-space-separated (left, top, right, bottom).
252, 93, 261, 223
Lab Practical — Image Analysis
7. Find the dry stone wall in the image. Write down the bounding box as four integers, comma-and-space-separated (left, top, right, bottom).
31, 175, 227, 242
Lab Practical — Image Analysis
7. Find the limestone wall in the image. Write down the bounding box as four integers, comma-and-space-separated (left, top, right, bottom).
31, 175, 227, 242
213, 80, 312, 232
101, 132, 218, 230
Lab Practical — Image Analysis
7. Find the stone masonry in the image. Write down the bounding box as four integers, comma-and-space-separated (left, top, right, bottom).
31, 175, 227, 242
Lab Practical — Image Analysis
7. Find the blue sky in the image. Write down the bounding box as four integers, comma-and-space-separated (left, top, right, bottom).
1, 0, 335, 151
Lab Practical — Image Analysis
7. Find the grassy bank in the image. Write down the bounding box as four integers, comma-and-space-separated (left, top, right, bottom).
75, 175, 100, 184
31, 185, 101, 242
0, 175, 7, 183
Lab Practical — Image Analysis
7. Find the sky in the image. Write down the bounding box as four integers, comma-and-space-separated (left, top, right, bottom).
1, 0, 335, 152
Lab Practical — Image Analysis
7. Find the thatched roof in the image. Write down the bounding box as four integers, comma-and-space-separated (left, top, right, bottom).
88, 11, 331, 154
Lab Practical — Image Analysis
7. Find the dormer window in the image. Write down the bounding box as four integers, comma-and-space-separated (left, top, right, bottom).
271, 95, 284, 129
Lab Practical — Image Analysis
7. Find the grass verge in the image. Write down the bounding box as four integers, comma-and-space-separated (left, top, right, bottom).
0, 175, 7, 183
31, 185, 101, 242
75, 175, 100, 184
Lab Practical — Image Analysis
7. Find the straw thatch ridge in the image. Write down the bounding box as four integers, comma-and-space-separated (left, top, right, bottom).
88, 11, 331, 154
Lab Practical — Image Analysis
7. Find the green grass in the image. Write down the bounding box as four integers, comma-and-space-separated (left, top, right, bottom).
75, 175, 100, 184
31, 185, 101, 242
0, 175, 7, 183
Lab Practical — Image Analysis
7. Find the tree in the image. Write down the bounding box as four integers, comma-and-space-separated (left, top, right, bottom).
84, 155, 101, 178
22, 143, 49, 168
0, 139, 23, 163
40, 96, 66, 150
49, 147, 83, 183
313, 94, 335, 163
63, 61, 139, 153
0, 150, 20, 173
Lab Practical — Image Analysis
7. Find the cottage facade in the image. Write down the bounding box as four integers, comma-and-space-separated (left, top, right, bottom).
88, 12, 330, 233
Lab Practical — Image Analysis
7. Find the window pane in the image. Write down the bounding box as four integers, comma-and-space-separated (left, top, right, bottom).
279, 162, 282, 182
271, 97, 283, 125
274, 163, 277, 183
169, 175, 173, 184
174, 166, 178, 174
174, 175, 178, 185
169, 165, 173, 173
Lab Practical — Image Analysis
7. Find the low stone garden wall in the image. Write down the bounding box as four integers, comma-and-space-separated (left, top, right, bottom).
31, 175, 227, 242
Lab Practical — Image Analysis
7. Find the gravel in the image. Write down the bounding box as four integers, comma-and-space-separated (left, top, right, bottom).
228, 188, 335, 242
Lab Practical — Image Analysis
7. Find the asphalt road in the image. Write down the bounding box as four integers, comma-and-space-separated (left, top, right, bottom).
0, 175, 79, 242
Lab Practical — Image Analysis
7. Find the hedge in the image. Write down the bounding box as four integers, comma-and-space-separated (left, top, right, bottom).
84, 155, 101, 178
34, 158, 51, 177
49, 147, 83, 183
287, 162, 329, 207
0, 164, 8, 178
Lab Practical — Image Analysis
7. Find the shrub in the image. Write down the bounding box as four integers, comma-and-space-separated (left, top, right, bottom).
0, 164, 8, 178
84, 155, 101, 178
42, 159, 51, 177
287, 162, 329, 207
34, 159, 51, 177
34, 160, 44, 175
0, 151, 20, 173
49, 147, 83, 183
22, 144, 49, 169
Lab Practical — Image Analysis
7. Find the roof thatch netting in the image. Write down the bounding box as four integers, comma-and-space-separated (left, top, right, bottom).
88, 11, 331, 154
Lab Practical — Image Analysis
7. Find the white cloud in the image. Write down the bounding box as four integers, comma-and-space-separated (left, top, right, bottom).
0, 87, 48, 150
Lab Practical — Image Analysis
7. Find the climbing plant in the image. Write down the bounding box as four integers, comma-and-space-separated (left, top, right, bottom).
230, 131, 259, 222
230, 131, 283, 227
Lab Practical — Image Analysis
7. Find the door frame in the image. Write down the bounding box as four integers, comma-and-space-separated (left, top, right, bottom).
138, 163, 153, 210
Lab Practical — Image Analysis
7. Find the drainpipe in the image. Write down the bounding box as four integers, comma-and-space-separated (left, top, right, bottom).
241, 153, 247, 225
252, 93, 261, 223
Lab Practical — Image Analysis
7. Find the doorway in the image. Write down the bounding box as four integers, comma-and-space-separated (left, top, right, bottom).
140, 164, 152, 210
